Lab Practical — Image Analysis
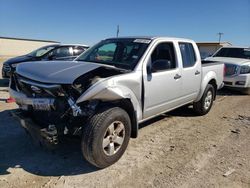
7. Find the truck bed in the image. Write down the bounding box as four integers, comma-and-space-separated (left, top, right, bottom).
202, 62, 224, 90
202, 60, 221, 65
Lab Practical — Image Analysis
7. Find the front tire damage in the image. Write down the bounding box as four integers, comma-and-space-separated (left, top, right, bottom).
81, 107, 131, 168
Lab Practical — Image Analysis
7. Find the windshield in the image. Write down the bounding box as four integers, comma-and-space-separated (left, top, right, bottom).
213, 47, 250, 59
27, 45, 58, 57
76, 38, 151, 70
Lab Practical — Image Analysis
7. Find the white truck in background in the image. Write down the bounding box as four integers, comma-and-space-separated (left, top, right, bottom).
205, 46, 250, 94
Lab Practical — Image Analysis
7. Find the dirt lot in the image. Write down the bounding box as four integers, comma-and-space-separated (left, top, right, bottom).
0, 59, 250, 188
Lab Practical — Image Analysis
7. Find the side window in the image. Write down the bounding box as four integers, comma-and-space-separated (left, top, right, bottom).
36, 49, 48, 57
179, 43, 196, 68
50, 47, 72, 58
73, 46, 86, 56
243, 48, 250, 59
151, 42, 176, 72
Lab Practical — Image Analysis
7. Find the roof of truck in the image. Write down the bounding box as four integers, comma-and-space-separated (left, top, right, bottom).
106, 36, 194, 42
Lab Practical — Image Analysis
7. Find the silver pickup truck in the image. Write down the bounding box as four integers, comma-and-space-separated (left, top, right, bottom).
9, 37, 224, 168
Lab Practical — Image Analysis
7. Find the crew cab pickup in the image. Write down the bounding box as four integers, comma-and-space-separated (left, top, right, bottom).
9, 37, 224, 168
205, 46, 250, 94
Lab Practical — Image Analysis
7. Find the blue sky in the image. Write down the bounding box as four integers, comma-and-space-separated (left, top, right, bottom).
0, 0, 249, 46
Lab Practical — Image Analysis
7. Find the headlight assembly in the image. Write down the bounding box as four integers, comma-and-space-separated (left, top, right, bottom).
240, 65, 250, 74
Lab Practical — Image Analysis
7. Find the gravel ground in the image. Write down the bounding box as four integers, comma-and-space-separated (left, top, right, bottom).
0, 59, 249, 188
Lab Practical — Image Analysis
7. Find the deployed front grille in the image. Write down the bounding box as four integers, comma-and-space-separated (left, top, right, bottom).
3, 64, 11, 73
224, 64, 238, 76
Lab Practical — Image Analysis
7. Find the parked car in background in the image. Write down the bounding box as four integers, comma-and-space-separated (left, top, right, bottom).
205, 47, 250, 94
2, 44, 89, 78
10, 37, 224, 168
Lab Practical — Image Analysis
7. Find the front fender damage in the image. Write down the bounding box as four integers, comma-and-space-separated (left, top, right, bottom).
11, 68, 143, 145
76, 78, 142, 121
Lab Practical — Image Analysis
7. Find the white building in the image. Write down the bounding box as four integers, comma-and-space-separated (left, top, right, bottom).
197, 42, 232, 59
0, 36, 59, 58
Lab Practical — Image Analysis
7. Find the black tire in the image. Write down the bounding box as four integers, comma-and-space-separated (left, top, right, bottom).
242, 88, 250, 95
193, 84, 215, 115
81, 107, 131, 168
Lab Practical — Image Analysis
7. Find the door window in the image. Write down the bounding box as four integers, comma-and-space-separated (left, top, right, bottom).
179, 43, 196, 68
151, 42, 176, 72
73, 46, 87, 56
50, 47, 72, 58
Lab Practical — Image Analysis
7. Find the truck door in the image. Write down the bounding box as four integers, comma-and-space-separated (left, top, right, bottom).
178, 43, 201, 101
143, 42, 182, 119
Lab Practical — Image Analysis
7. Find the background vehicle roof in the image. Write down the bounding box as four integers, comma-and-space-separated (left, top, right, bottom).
58, 44, 89, 47
220, 46, 250, 49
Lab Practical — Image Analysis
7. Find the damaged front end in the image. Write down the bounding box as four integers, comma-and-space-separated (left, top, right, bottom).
10, 66, 127, 146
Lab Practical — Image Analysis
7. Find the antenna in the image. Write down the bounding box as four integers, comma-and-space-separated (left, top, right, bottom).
116, 25, 119, 37
217, 32, 224, 44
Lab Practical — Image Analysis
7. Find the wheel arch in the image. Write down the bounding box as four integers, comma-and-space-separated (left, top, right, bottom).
115, 99, 138, 138
195, 71, 217, 102
76, 81, 141, 138
95, 99, 139, 138
208, 79, 217, 100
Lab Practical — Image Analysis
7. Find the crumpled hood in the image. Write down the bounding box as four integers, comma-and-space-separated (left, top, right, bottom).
206, 57, 250, 65
16, 61, 101, 84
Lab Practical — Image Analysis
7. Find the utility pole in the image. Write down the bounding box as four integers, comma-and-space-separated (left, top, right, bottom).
116, 25, 120, 37
217, 32, 224, 44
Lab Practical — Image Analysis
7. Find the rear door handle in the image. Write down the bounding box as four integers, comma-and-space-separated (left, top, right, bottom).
174, 74, 182, 80
195, 70, 201, 75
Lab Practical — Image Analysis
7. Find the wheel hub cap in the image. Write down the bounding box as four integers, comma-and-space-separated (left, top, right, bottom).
204, 90, 212, 110
103, 121, 125, 156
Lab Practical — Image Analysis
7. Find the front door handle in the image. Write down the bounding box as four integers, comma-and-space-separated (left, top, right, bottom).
195, 70, 201, 75
174, 74, 182, 80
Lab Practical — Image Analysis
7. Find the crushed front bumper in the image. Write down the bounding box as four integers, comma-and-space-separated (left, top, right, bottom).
12, 110, 59, 148
9, 88, 55, 111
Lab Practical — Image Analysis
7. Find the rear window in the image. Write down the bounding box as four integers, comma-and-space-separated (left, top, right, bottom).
213, 48, 250, 59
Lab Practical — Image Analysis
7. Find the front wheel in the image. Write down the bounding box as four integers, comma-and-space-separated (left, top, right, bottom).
81, 107, 131, 168
193, 84, 215, 115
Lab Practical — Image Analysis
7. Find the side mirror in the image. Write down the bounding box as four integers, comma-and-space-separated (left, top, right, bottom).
152, 59, 171, 72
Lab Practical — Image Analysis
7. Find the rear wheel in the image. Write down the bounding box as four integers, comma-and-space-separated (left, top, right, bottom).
81, 107, 131, 168
193, 84, 215, 115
